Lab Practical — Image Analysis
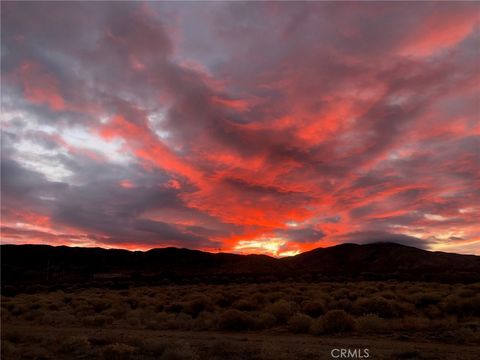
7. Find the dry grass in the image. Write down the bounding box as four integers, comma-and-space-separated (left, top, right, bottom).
2, 281, 480, 359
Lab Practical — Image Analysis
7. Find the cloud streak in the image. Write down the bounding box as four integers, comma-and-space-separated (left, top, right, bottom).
1, 2, 479, 255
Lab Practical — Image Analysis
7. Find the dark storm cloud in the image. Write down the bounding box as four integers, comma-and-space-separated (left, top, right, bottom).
338, 231, 432, 250
277, 227, 325, 243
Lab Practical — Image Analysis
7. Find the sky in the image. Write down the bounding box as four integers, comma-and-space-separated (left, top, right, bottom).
1, 2, 479, 256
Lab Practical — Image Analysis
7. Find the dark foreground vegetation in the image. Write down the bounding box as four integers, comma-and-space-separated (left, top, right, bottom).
2, 281, 480, 359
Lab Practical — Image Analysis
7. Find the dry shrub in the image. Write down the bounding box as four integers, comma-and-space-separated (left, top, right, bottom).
60, 336, 91, 356
333, 288, 351, 300
446, 327, 480, 344
401, 316, 430, 331
424, 305, 442, 319
104, 304, 128, 319
74, 303, 96, 317
328, 299, 352, 312
126, 298, 139, 310
250, 311, 276, 330
352, 296, 402, 318
102, 343, 136, 360
252, 292, 267, 305
410, 292, 442, 308
266, 291, 286, 302
23, 346, 50, 360
218, 309, 253, 330
288, 313, 313, 333
265, 300, 295, 323
377, 291, 396, 300
165, 302, 184, 313
232, 299, 257, 311
3, 329, 24, 344
174, 313, 194, 330
83, 315, 114, 327
42, 310, 77, 326
1, 341, 19, 360
457, 288, 476, 298
182, 296, 213, 317
355, 314, 386, 333
193, 311, 217, 330
312, 310, 355, 334
443, 294, 480, 317
212, 293, 229, 308
23, 309, 42, 321
9, 304, 25, 317
91, 299, 112, 313
301, 300, 326, 317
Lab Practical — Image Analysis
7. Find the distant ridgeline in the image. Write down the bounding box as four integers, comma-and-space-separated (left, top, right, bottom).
2, 243, 480, 294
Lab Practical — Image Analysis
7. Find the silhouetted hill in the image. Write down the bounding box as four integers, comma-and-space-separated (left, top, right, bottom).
282, 242, 480, 281
2, 243, 479, 293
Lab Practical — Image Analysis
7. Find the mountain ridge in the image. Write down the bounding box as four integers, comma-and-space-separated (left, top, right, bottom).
2, 242, 479, 289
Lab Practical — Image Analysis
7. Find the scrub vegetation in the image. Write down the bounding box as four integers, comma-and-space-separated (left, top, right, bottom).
2, 281, 480, 359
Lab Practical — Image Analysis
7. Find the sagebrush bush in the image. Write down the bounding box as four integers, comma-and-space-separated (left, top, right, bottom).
443, 294, 480, 317
301, 300, 325, 317
328, 299, 352, 312
265, 300, 295, 323
182, 296, 212, 318
83, 315, 114, 327
288, 313, 313, 333
60, 336, 91, 355
249, 311, 276, 330
352, 296, 402, 318
355, 314, 385, 333
218, 309, 253, 330
232, 299, 257, 311
410, 292, 442, 308
315, 310, 355, 334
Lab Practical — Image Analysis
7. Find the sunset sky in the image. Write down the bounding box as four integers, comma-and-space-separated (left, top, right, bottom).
1, 2, 479, 256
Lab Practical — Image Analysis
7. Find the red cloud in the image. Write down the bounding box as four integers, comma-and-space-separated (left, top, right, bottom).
2, 2, 479, 255
17, 61, 66, 110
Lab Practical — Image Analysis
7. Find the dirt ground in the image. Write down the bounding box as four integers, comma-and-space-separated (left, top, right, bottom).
2, 324, 479, 360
